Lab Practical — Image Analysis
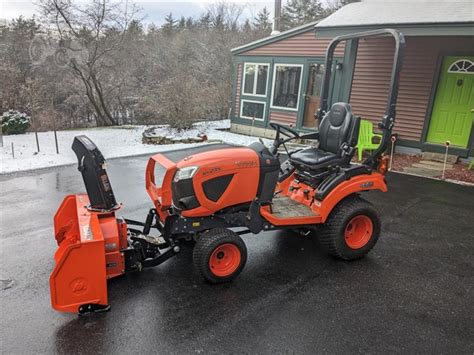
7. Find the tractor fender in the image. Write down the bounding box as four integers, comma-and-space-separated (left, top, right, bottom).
316, 172, 387, 223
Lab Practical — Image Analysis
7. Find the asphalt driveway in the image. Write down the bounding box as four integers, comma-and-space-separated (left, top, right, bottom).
1, 155, 473, 354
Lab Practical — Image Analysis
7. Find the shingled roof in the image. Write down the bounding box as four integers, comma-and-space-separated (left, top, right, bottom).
316, 0, 474, 28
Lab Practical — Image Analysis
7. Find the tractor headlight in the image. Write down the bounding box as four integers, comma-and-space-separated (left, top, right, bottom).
174, 166, 198, 182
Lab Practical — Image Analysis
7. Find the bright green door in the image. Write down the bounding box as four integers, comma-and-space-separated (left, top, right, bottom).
427, 56, 474, 148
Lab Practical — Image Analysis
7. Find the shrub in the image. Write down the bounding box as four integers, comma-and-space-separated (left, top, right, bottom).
1, 110, 31, 135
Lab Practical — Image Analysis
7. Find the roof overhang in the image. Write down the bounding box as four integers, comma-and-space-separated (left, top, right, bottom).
315, 23, 474, 38
231, 21, 319, 55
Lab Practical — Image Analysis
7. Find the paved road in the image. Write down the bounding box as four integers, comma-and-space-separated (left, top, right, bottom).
1, 155, 473, 354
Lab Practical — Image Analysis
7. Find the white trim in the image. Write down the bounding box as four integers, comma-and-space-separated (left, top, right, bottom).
240, 99, 266, 121
241, 63, 270, 97
270, 63, 304, 112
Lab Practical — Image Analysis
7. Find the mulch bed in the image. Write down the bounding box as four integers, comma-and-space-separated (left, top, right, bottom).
357, 153, 474, 184
388, 153, 422, 172
444, 163, 474, 184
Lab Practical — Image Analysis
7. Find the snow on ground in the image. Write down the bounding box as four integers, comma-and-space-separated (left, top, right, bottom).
0, 120, 272, 175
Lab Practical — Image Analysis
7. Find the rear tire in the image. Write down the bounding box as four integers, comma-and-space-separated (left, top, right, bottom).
318, 195, 381, 260
193, 228, 247, 283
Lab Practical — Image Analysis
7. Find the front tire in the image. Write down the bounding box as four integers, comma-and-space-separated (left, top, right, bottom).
193, 228, 247, 283
319, 195, 381, 260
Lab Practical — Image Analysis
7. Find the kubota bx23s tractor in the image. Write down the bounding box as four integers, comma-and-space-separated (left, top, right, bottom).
50, 29, 405, 314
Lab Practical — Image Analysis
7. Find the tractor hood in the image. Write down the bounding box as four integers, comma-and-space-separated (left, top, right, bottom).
176, 146, 260, 177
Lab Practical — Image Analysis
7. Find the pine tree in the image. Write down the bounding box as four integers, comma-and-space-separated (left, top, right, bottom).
185, 17, 195, 29
127, 19, 143, 36
281, 0, 325, 30
242, 19, 252, 33
147, 23, 159, 35
178, 16, 186, 31
162, 13, 177, 35
198, 12, 211, 30
212, 13, 224, 32
253, 6, 272, 34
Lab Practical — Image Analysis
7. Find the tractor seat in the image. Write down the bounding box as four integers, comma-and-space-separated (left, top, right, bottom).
290, 102, 360, 171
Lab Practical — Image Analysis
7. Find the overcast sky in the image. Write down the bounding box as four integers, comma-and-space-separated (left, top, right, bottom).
0, 0, 276, 25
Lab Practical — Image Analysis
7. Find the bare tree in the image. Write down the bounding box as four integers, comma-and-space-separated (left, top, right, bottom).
40, 0, 139, 126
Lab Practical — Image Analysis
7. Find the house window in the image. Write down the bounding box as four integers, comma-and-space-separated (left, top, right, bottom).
448, 59, 474, 74
271, 64, 303, 110
242, 63, 269, 96
240, 99, 266, 120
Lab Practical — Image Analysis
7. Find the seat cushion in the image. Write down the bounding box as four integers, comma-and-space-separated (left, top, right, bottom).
290, 147, 340, 168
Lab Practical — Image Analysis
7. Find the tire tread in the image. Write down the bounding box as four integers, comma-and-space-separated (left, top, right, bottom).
319, 195, 380, 260
193, 228, 247, 283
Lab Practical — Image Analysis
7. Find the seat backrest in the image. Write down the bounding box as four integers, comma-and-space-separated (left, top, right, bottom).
358, 120, 374, 145
318, 102, 359, 155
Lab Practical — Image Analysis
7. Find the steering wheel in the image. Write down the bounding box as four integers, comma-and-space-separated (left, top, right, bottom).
269, 122, 300, 155
269, 122, 300, 139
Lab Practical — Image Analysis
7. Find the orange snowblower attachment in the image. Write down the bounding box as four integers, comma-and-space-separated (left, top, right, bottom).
50, 194, 127, 313
49, 136, 128, 314
50, 136, 178, 314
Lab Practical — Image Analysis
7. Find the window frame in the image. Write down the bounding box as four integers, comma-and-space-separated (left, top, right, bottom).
241, 62, 270, 97
270, 63, 304, 112
240, 99, 267, 121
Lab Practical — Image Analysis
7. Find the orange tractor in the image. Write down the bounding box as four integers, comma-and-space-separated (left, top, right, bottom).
50, 29, 405, 314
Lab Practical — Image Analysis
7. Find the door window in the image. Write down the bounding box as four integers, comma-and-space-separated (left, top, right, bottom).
309, 64, 325, 97
448, 59, 474, 74
271, 64, 303, 110
303, 63, 325, 128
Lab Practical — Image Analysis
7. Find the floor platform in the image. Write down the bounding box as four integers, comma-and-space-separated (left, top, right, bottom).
271, 195, 315, 218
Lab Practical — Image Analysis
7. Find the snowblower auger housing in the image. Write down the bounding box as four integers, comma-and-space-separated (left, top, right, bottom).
50, 29, 405, 314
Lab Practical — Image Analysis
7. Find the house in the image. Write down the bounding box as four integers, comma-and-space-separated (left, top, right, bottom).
230, 0, 474, 157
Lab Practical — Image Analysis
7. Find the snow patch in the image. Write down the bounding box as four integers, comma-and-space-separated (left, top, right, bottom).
0, 120, 272, 175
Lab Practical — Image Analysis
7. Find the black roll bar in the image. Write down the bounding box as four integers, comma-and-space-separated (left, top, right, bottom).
317, 29, 406, 168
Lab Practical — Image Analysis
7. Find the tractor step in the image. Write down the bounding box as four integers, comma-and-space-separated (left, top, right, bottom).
271, 196, 315, 218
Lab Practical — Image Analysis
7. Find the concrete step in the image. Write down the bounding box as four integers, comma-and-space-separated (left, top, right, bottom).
411, 162, 453, 171
403, 167, 442, 177
417, 160, 453, 168
422, 152, 458, 164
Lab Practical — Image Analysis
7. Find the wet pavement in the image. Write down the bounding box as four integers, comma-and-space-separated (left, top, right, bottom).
1, 156, 473, 354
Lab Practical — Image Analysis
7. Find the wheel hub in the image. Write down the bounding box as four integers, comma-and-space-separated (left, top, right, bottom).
344, 215, 373, 249
209, 243, 241, 277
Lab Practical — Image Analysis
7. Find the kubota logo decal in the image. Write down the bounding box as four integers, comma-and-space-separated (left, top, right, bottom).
235, 161, 256, 168
202, 167, 221, 176
69, 277, 88, 295
360, 182, 374, 188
